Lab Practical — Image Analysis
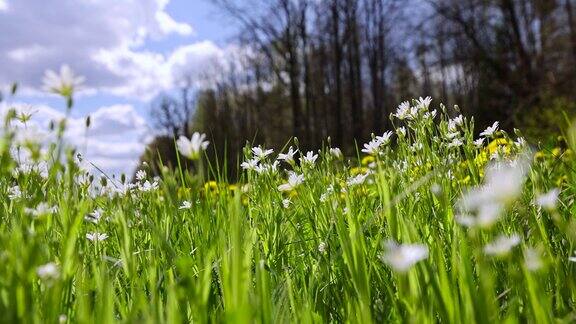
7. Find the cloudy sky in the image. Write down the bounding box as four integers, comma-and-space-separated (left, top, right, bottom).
0, 0, 237, 177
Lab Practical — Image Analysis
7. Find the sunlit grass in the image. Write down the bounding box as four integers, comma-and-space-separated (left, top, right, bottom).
1, 86, 575, 322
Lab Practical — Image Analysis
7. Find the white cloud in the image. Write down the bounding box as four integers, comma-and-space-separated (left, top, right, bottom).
1, 103, 150, 177
0, 0, 226, 100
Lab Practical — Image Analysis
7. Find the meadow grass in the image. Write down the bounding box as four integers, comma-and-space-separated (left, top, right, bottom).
1, 96, 576, 323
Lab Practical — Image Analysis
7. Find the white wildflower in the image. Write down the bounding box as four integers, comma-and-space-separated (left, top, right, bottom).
474, 138, 484, 148
318, 242, 327, 254
255, 161, 279, 174
139, 180, 159, 192
480, 121, 499, 137
484, 234, 521, 256
8, 185, 21, 200
430, 183, 442, 196
37, 262, 60, 280
329, 147, 343, 159
447, 138, 464, 148
535, 188, 559, 210
396, 127, 406, 137
362, 138, 381, 155
277, 146, 298, 163
394, 101, 411, 120
86, 232, 109, 242
446, 131, 460, 140
241, 158, 259, 171
347, 172, 370, 186
25, 203, 57, 218
252, 147, 274, 160
457, 156, 530, 228
376, 131, 393, 146
177, 133, 209, 160
42, 64, 85, 96
282, 198, 291, 209
320, 185, 334, 202
411, 142, 423, 152
300, 151, 318, 166
380, 241, 429, 273
278, 172, 304, 192
524, 248, 543, 271
135, 170, 146, 181
179, 201, 192, 210
415, 96, 432, 111
514, 137, 526, 148
84, 208, 103, 224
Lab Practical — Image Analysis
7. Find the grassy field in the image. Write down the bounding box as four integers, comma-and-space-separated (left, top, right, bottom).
1, 96, 576, 323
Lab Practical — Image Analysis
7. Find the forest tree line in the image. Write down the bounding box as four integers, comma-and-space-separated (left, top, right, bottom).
140, 0, 576, 179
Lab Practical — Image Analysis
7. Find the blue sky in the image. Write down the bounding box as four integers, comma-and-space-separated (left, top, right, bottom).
0, 0, 239, 177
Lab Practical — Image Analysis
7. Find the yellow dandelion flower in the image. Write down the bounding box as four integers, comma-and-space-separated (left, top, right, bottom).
534, 151, 546, 161
486, 138, 511, 155
350, 166, 369, 176
361, 156, 375, 166
204, 181, 219, 193
458, 175, 471, 186
556, 175, 568, 187
562, 149, 573, 161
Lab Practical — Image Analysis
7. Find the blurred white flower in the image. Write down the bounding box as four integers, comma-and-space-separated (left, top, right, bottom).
179, 201, 192, 210
176, 133, 209, 160
278, 146, 298, 163
448, 115, 464, 131
282, 198, 291, 209
524, 248, 543, 271
430, 183, 442, 196
480, 121, 499, 137
514, 137, 526, 148
320, 185, 334, 202
376, 131, 393, 146
362, 138, 381, 155
446, 131, 460, 140
568, 251, 576, 262
318, 242, 327, 254
415, 96, 432, 111
456, 156, 530, 228
347, 172, 370, 186
396, 127, 406, 137
483, 234, 521, 256
252, 147, 274, 160
474, 138, 484, 148
86, 232, 108, 242
278, 172, 304, 192
42, 64, 85, 97
84, 208, 103, 224
380, 241, 429, 273
8, 185, 21, 200
393, 101, 410, 120
15, 126, 45, 146
255, 161, 279, 174
139, 180, 159, 192
37, 262, 60, 280
447, 138, 464, 148
241, 158, 259, 171
135, 170, 146, 181
535, 188, 559, 210
329, 147, 343, 159
300, 151, 318, 166
25, 202, 57, 218
411, 142, 423, 152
